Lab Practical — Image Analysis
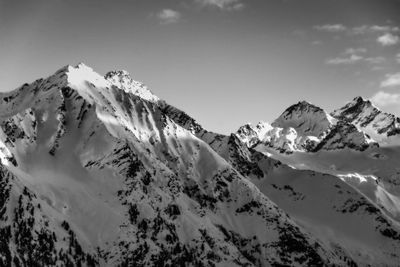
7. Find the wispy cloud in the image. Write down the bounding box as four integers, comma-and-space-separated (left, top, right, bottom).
311, 40, 323, 46
156, 9, 181, 24
352, 25, 399, 35
325, 48, 386, 66
370, 25, 399, 32
196, 0, 244, 11
313, 24, 400, 36
326, 48, 365, 65
381, 73, 400, 88
313, 24, 347, 32
364, 57, 386, 64
371, 91, 400, 107
344, 48, 367, 55
371, 66, 384, 71
326, 54, 363, 65
377, 33, 399, 46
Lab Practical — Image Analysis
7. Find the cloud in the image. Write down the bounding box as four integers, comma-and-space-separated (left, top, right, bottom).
377, 33, 399, 46
396, 53, 400, 64
196, 0, 244, 10
313, 24, 347, 32
364, 57, 386, 64
370, 25, 399, 32
352, 25, 399, 35
370, 91, 400, 107
371, 66, 384, 71
351, 25, 371, 35
311, 40, 322, 46
156, 9, 181, 24
326, 48, 385, 66
313, 24, 400, 35
326, 54, 363, 65
380, 73, 400, 88
344, 48, 367, 54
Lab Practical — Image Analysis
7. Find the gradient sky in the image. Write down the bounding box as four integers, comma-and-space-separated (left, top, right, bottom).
1, 0, 400, 134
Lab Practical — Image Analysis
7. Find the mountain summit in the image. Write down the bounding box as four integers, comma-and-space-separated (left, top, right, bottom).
0, 64, 399, 266
332, 96, 400, 143
272, 100, 335, 137
104, 69, 160, 103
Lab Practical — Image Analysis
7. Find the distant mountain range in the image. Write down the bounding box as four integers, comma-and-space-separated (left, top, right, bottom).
0, 63, 399, 266
236, 96, 400, 154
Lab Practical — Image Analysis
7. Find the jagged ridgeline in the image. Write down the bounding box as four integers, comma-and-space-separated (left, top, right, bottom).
0, 63, 399, 266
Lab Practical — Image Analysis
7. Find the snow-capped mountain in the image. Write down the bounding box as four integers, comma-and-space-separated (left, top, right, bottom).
272, 101, 336, 137
235, 123, 272, 148
0, 64, 399, 266
236, 101, 377, 153
332, 96, 400, 144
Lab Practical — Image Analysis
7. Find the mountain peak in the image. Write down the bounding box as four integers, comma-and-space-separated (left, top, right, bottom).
280, 100, 326, 118
352, 96, 365, 102
290, 100, 317, 109
104, 69, 159, 103
104, 69, 131, 80
65, 64, 160, 103
298, 100, 314, 106
104, 69, 139, 87
272, 100, 335, 137
75, 62, 90, 68
332, 96, 377, 120
350, 96, 374, 107
331, 96, 400, 142
61, 62, 93, 74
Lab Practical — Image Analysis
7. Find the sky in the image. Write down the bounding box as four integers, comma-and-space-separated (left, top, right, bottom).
1, 0, 400, 134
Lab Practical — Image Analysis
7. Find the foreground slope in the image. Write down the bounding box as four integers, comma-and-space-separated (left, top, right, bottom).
199, 133, 400, 266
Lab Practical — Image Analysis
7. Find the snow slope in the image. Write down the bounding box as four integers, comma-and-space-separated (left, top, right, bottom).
203, 132, 400, 266
230, 96, 400, 262
149, 90, 400, 266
